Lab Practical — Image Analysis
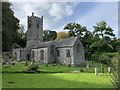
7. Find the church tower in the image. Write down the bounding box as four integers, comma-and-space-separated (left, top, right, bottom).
26, 12, 43, 46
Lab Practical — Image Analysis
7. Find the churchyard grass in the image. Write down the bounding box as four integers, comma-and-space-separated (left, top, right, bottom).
2, 73, 113, 88
2, 61, 113, 88
2, 61, 108, 73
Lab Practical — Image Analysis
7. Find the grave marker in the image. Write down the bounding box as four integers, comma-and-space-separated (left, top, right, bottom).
95, 68, 98, 75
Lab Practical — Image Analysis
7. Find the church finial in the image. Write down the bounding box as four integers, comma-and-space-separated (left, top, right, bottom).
32, 12, 34, 16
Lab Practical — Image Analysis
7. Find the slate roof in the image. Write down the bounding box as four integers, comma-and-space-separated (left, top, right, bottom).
54, 37, 78, 47
33, 41, 53, 49
32, 37, 78, 49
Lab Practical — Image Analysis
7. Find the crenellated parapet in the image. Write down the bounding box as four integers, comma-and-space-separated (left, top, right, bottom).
27, 12, 43, 21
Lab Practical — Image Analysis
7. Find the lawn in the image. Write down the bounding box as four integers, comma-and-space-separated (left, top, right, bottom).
2, 61, 113, 88
2, 73, 113, 88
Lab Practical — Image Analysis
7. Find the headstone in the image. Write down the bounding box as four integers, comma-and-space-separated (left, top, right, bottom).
108, 67, 111, 73
86, 64, 90, 68
95, 68, 98, 75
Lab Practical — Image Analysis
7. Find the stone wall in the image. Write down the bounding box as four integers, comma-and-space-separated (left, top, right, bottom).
13, 48, 25, 61
31, 48, 48, 63
73, 38, 85, 66
57, 47, 74, 66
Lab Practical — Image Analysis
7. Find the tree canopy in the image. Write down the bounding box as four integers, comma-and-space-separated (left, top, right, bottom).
2, 2, 26, 51
43, 30, 57, 41
56, 31, 69, 39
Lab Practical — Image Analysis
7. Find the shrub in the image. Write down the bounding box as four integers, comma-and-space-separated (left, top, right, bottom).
79, 69, 84, 72
24, 63, 39, 73
25, 61, 28, 66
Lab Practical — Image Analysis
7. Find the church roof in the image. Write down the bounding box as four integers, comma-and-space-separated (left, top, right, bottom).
54, 37, 78, 47
33, 41, 53, 48
32, 37, 78, 49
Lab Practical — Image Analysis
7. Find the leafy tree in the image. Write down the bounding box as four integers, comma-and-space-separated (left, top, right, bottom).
56, 31, 69, 39
109, 46, 120, 88
16, 24, 26, 48
43, 30, 57, 41
2, 2, 20, 51
64, 23, 87, 39
93, 21, 115, 38
82, 31, 93, 60
91, 21, 116, 53
110, 38, 120, 52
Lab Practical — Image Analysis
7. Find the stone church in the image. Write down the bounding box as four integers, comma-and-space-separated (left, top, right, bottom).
12, 13, 85, 66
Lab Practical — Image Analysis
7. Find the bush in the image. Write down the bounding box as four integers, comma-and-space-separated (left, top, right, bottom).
25, 61, 28, 66
24, 63, 39, 73
79, 69, 84, 72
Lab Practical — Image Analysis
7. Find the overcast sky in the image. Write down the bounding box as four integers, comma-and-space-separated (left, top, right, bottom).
9, 0, 119, 38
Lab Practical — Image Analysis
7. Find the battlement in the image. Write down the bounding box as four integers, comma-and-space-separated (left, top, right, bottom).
27, 12, 43, 20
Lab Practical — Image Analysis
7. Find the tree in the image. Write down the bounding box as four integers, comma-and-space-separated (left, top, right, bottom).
82, 31, 93, 60
43, 30, 57, 41
110, 38, 120, 52
16, 24, 26, 48
18, 24, 25, 39
64, 23, 87, 39
2, 2, 20, 51
91, 21, 116, 53
93, 21, 115, 38
109, 46, 120, 88
56, 31, 69, 39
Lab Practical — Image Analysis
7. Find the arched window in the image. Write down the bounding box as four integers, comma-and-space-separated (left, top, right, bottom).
50, 45, 54, 55
15, 52, 17, 59
40, 50, 44, 60
76, 44, 80, 52
66, 50, 70, 57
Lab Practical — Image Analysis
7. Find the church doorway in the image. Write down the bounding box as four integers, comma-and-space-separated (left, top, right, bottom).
15, 52, 17, 60
27, 54, 31, 61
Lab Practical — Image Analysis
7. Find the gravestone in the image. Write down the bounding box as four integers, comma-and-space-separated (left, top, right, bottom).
100, 63, 103, 68
95, 68, 98, 75
86, 64, 90, 68
108, 67, 111, 73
